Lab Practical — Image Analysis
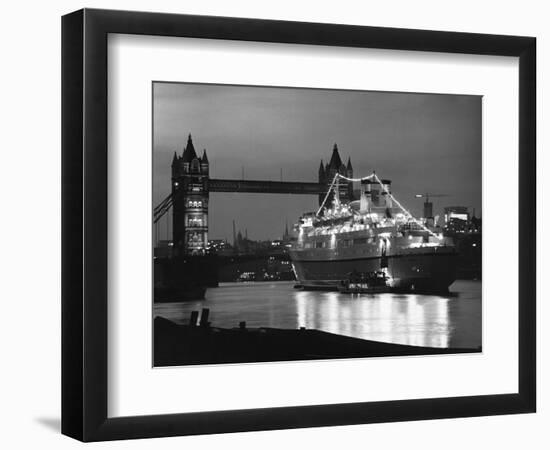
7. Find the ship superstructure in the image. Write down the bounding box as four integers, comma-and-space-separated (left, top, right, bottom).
289, 172, 458, 292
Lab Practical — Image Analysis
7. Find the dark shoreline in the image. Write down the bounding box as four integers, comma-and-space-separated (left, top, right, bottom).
154, 316, 481, 367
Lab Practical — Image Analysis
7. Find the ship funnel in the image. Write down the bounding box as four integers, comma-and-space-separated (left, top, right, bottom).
359, 179, 371, 213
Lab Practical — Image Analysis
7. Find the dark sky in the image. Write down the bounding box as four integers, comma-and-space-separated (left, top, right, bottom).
153, 82, 481, 242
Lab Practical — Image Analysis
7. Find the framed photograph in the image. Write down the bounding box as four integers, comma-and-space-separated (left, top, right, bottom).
62, 8, 536, 441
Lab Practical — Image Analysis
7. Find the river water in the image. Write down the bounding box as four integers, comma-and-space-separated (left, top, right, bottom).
154, 280, 481, 349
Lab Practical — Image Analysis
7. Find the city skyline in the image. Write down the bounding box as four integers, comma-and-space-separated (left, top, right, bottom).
153, 82, 482, 241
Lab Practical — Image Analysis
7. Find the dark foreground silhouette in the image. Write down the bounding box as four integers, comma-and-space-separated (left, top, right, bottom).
154, 316, 480, 366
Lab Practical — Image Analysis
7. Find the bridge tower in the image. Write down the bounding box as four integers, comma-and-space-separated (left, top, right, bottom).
318, 143, 354, 207
171, 134, 209, 255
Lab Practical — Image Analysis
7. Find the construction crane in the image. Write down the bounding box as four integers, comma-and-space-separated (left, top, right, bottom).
414, 193, 449, 220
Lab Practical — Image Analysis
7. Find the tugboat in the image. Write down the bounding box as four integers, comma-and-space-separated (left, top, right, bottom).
337, 270, 390, 294
237, 271, 256, 282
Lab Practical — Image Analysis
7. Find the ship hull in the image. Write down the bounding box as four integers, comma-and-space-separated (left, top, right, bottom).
290, 250, 457, 293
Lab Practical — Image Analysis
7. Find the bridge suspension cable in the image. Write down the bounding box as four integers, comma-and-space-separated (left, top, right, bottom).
154, 192, 174, 224
154, 192, 173, 215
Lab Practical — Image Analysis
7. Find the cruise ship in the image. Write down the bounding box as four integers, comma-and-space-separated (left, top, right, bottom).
288, 173, 458, 292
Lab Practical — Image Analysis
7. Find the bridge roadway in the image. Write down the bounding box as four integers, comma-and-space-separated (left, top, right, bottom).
208, 178, 326, 195
154, 178, 326, 223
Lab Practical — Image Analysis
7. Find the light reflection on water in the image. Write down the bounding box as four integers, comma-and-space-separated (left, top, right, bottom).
154, 280, 481, 349
294, 291, 451, 348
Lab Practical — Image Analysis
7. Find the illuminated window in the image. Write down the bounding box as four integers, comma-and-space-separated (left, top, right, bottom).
188, 217, 203, 227
188, 232, 203, 244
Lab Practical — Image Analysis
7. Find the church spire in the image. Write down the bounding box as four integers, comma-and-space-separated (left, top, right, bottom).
346, 156, 353, 171
172, 151, 178, 165
201, 148, 209, 164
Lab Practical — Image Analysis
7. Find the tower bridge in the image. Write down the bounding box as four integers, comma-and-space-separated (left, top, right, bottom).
154, 134, 357, 255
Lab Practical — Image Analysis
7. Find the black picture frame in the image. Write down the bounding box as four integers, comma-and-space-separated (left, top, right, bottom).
61, 8, 536, 442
